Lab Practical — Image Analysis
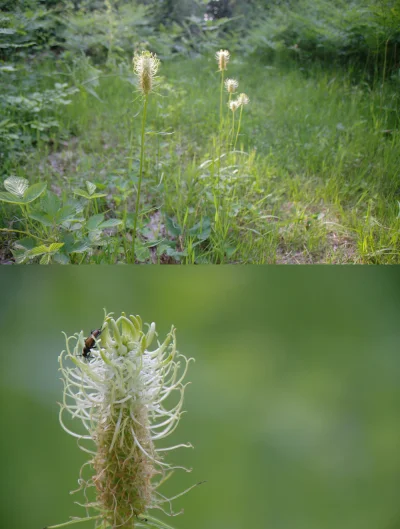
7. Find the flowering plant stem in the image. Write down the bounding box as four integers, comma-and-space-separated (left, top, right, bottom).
132, 94, 149, 263
234, 104, 244, 151
218, 69, 225, 180
219, 70, 224, 131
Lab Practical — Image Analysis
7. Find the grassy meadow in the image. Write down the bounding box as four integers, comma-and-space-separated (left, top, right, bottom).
1, 1, 400, 264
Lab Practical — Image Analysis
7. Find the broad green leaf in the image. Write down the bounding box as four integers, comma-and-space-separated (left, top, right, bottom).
70, 240, 91, 253
87, 214, 104, 231
86, 181, 97, 195
4, 176, 29, 198
189, 217, 211, 240
53, 253, 70, 264
98, 219, 123, 229
40, 253, 52, 264
74, 187, 106, 200
29, 212, 53, 227
136, 243, 151, 262
23, 182, 47, 204
166, 216, 182, 236
14, 237, 36, 252
30, 243, 64, 257
13, 251, 29, 264
41, 191, 61, 217
55, 205, 79, 224
73, 189, 91, 199
0, 191, 24, 204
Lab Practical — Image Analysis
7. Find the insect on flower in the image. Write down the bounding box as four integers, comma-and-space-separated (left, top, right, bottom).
81, 328, 102, 360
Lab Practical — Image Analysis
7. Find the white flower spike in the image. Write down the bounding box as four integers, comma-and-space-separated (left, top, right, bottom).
46, 311, 198, 529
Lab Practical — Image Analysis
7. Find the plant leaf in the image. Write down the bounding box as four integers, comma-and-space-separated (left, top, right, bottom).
41, 191, 61, 217
166, 216, 182, 236
98, 219, 123, 229
0, 191, 24, 204
86, 181, 97, 195
71, 240, 92, 253
89, 193, 107, 199
73, 189, 91, 199
55, 205, 79, 224
30, 243, 64, 256
23, 182, 47, 204
40, 253, 52, 264
29, 212, 53, 227
4, 176, 29, 198
53, 253, 70, 264
86, 214, 104, 231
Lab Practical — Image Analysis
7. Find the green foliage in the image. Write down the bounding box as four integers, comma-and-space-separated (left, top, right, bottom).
245, 0, 400, 78
0, 3, 62, 60
0, 74, 78, 165
0, 177, 122, 264
60, 1, 150, 63
0, 3, 78, 165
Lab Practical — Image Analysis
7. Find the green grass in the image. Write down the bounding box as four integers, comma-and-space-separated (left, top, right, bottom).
2, 54, 400, 263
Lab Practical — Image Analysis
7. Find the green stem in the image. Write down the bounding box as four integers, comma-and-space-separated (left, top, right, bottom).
132, 94, 149, 263
219, 70, 224, 129
231, 110, 235, 150
0, 228, 46, 242
217, 70, 225, 179
234, 104, 244, 151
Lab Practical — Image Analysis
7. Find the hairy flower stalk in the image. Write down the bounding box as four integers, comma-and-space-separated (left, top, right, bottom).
216, 49, 230, 184
130, 51, 160, 263
228, 100, 239, 148
234, 93, 250, 151
45, 312, 195, 529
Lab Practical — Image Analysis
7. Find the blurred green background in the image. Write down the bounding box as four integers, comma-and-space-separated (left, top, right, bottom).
1, 268, 400, 529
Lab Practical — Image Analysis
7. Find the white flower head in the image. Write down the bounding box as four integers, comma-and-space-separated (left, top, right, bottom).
216, 49, 230, 71
238, 93, 250, 106
48, 311, 197, 529
224, 78, 239, 94
229, 100, 239, 112
133, 50, 160, 95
